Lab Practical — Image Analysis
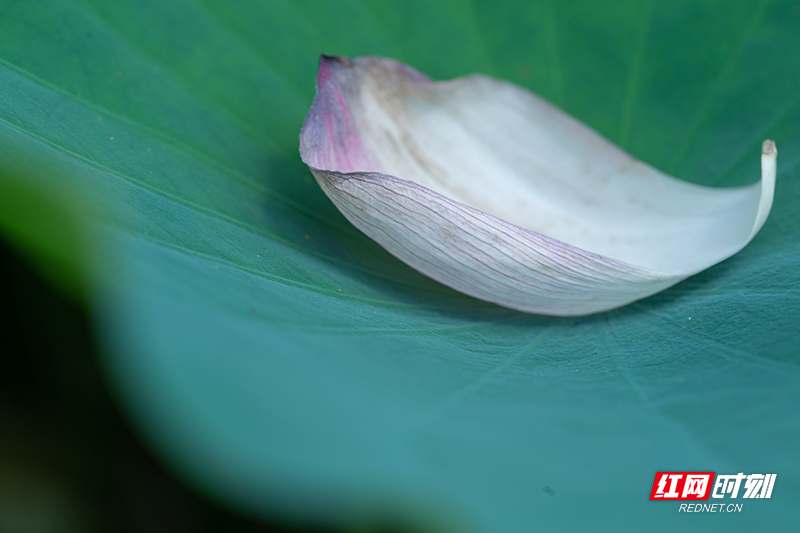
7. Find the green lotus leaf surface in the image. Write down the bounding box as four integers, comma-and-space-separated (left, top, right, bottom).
1, 1, 799, 531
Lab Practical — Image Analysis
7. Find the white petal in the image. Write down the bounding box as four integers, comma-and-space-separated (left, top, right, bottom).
299, 55, 776, 316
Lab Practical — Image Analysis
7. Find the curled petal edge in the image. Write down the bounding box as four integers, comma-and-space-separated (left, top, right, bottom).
299, 55, 777, 316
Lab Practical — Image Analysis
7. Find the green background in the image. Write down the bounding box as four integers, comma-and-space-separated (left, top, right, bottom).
1, 0, 799, 531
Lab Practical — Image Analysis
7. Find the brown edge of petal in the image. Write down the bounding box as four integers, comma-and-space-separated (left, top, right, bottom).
762, 139, 777, 155
320, 54, 352, 68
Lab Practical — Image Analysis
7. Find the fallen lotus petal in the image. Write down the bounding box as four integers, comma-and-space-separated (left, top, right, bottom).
299, 55, 776, 316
